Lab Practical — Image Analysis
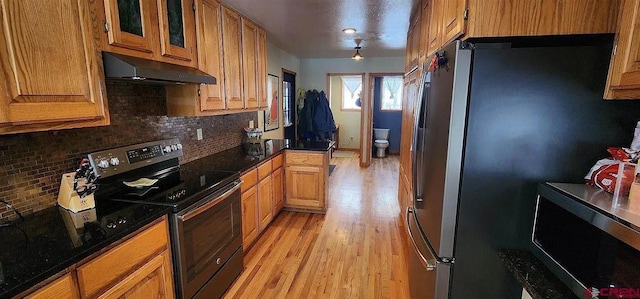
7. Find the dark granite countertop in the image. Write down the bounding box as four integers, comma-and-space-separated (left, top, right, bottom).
0, 201, 169, 298
0, 138, 333, 297
499, 249, 578, 299
188, 139, 334, 174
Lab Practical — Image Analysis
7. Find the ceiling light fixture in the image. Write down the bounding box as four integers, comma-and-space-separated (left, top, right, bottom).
352, 39, 364, 60
342, 28, 356, 34
352, 47, 364, 60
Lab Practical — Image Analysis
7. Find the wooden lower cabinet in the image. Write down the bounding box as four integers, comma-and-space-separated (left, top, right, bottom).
27, 217, 174, 299
241, 184, 259, 248
77, 218, 173, 298
98, 250, 174, 299
272, 166, 284, 213
258, 175, 273, 231
241, 154, 280, 250
284, 151, 329, 213
25, 274, 80, 299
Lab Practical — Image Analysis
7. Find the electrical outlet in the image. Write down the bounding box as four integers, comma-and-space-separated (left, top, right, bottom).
197, 128, 203, 140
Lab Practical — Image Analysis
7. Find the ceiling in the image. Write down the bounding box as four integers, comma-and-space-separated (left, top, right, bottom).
222, 0, 419, 58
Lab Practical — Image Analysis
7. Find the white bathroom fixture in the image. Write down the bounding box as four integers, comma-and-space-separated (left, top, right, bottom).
373, 128, 390, 158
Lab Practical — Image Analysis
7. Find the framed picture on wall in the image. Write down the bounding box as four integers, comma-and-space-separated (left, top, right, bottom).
264, 74, 280, 131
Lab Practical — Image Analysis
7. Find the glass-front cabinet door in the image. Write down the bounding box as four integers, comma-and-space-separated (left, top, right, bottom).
157, 0, 197, 67
103, 0, 157, 57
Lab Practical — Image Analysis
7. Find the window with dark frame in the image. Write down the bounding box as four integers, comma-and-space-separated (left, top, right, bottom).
283, 81, 292, 127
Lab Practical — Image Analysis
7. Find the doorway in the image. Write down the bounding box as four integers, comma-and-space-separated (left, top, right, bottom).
371, 74, 403, 156
282, 69, 296, 141
327, 73, 365, 153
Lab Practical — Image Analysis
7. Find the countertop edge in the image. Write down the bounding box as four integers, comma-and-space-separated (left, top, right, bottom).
498, 249, 577, 299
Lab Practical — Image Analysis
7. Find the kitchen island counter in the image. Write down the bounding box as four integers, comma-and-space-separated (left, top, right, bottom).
185, 139, 334, 174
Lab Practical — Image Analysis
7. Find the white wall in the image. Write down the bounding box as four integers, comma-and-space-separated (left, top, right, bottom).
329, 75, 361, 149
299, 57, 404, 153
258, 42, 301, 139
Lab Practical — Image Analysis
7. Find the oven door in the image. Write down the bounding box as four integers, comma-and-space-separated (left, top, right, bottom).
172, 180, 242, 299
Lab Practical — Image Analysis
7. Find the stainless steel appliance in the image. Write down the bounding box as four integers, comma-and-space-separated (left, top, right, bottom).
103, 52, 216, 85
533, 183, 640, 298
407, 40, 640, 298
90, 139, 242, 299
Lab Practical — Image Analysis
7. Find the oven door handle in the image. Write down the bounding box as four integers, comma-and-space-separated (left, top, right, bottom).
178, 181, 242, 221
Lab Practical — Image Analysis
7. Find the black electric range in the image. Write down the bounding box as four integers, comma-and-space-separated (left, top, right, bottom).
89, 139, 240, 213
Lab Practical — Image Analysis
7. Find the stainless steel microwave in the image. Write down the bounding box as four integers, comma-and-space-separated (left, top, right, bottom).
532, 183, 640, 299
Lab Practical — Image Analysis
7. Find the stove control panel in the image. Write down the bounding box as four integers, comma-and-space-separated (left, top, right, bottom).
88, 138, 183, 179
167, 189, 187, 201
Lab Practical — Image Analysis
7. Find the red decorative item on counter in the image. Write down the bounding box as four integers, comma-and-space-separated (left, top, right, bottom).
585, 159, 635, 194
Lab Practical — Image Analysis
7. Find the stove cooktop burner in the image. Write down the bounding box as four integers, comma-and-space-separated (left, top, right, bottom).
97, 167, 240, 212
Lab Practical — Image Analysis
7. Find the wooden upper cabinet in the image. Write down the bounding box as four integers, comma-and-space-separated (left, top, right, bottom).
257, 27, 268, 108
465, 0, 619, 38
242, 18, 258, 109
197, 0, 225, 111
426, 0, 441, 56
410, 10, 422, 68
419, 1, 430, 66
102, 0, 157, 59
605, 0, 640, 100
101, 0, 198, 67
0, 0, 109, 134
157, 0, 197, 67
404, 29, 413, 70
440, 0, 466, 45
419, 0, 618, 56
405, 13, 420, 72
221, 6, 244, 110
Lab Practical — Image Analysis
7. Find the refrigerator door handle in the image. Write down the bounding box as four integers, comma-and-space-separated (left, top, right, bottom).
411, 73, 426, 203
406, 207, 436, 270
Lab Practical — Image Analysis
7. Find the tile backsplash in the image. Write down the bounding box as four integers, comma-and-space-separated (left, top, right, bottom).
0, 81, 256, 222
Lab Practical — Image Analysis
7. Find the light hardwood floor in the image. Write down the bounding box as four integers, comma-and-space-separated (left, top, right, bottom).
224, 154, 410, 298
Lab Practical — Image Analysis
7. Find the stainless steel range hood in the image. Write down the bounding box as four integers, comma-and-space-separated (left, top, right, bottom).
103, 52, 216, 85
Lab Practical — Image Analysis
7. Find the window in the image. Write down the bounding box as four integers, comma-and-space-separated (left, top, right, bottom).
283, 81, 292, 126
380, 76, 403, 111
341, 76, 362, 110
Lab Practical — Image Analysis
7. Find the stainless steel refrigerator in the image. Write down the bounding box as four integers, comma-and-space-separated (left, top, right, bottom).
407, 39, 640, 298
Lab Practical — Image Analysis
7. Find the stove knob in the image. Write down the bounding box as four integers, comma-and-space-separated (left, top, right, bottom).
171, 144, 178, 151
176, 143, 183, 150
97, 159, 110, 169
164, 146, 172, 153
106, 220, 116, 229
117, 216, 127, 224
109, 157, 120, 166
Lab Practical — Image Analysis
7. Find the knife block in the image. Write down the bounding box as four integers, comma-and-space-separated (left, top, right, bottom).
57, 172, 95, 213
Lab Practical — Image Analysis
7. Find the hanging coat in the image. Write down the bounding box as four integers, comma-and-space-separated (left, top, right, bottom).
297, 90, 317, 140
312, 91, 336, 140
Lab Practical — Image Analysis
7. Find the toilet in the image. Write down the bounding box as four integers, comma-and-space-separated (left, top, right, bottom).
373, 128, 390, 158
